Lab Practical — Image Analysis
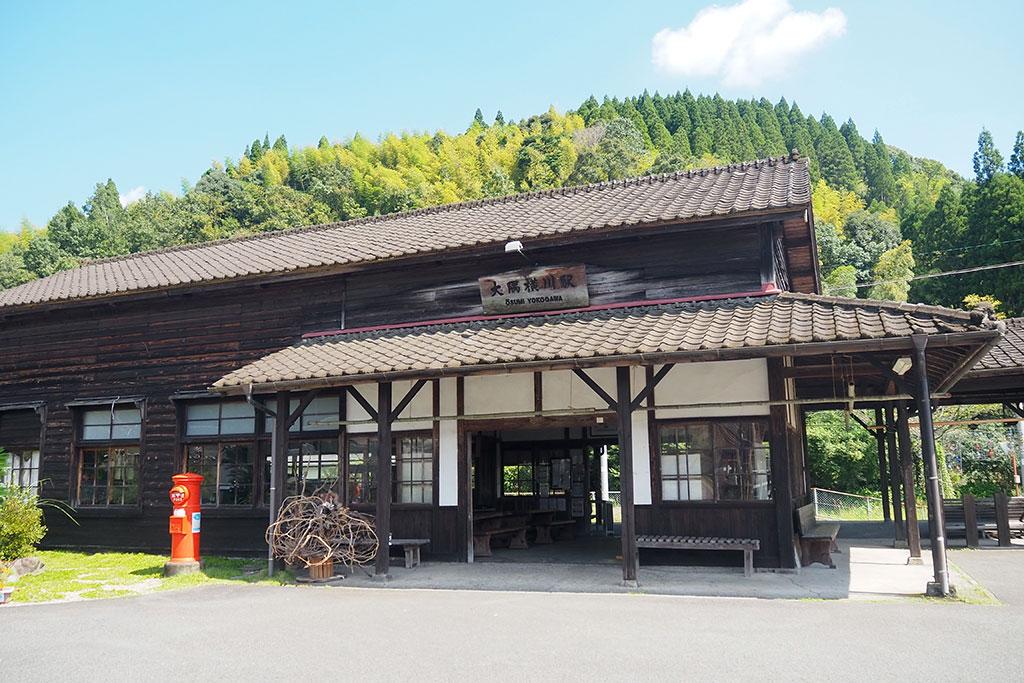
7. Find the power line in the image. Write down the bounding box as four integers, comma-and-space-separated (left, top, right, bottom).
856, 259, 1024, 289
915, 235, 1024, 257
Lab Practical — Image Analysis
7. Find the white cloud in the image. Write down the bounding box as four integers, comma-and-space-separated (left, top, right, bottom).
119, 186, 146, 208
652, 0, 846, 87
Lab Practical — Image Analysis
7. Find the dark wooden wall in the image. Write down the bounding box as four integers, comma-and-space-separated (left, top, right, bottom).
0, 218, 782, 555
634, 504, 780, 566
0, 409, 41, 449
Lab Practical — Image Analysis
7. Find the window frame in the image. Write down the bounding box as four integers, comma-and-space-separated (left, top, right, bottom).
77, 445, 142, 507
73, 402, 145, 509
179, 395, 345, 510
343, 430, 437, 509
3, 448, 41, 489
653, 417, 773, 506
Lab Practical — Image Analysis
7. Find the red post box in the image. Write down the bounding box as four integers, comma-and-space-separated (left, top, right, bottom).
163, 473, 204, 576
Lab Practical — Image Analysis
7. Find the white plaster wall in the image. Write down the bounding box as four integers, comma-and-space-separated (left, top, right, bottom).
542, 368, 616, 411
464, 373, 534, 415
653, 359, 769, 419
631, 407, 652, 505
346, 380, 433, 433
438, 378, 459, 506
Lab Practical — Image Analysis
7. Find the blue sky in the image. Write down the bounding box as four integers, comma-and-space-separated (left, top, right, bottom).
1, 0, 1022, 231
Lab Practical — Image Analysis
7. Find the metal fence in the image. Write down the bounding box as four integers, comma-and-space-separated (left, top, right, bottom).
812, 487, 885, 520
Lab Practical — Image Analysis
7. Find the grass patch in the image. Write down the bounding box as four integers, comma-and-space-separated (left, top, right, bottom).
9, 551, 293, 604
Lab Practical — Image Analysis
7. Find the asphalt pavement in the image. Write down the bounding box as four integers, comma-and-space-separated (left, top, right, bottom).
3, 550, 1022, 681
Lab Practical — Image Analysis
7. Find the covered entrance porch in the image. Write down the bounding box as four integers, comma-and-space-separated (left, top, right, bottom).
210, 292, 1002, 594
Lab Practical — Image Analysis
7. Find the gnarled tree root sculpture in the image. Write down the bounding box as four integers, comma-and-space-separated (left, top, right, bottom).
265, 490, 379, 577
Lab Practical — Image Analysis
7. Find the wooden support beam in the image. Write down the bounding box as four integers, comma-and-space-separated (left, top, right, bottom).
767, 358, 797, 570
573, 368, 617, 410
615, 366, 638, 585
390, 379, 427, 423
374, 382, 393, 577
1004, 402, 1024, 420
885, 406, 906, 544
629, 364, 674, 412
963, 494, 979, 548
268, 389, 291, 576
995, 492, 1012, 547
287, 390, 320, 428
912, 335, 951, 597
896, 402, 922, 560
781, 363, 877, 379
874, 408, 892, 522
345, 385, 378, 422
860, 356, 916, 396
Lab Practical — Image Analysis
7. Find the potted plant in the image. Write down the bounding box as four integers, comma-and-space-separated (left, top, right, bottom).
0, 564, 13, 605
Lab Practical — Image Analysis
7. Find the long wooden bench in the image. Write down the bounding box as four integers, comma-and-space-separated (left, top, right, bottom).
796, 503, 840, 568
473, 526, 528, 558
533, 519, 576, 544
945, 494, 1024, 546
636, 535, 760, 577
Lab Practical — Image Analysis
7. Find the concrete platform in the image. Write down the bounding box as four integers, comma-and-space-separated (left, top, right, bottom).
336, 539, 982, 600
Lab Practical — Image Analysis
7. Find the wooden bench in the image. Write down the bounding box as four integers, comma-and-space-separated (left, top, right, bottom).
533, 519, 577, 544
389, 538, 430, 569
473, 526, 528, 558
796, 503, 840, 568
946, 495, 1024, 546
636, 535, 760, 577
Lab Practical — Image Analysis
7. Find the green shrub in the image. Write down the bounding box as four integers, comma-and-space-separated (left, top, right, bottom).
0, 487, 47, 561
958, 452, 1016, 498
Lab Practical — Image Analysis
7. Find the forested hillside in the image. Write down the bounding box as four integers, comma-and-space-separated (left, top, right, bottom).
2, 91, 1023, 314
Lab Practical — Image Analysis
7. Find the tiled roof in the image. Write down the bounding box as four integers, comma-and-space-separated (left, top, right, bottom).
971, 317, 1024, 372
212, 292, 995, 391
0, 155, 811, 310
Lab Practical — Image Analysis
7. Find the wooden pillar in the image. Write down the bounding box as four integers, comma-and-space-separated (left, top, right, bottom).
874, 408, 892, 522
615, 366, 638, 585
962, 494, 979, 548
885, 406, 906, 544
995, 492, 1012, 547
912, 335, 951, 597
375, 382, 393, 577
767, 358, 797, 569
268, 390, 291, 576
896, 402, 922, 561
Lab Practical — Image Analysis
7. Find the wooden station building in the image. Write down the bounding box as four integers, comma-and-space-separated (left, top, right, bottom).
0, 153, 1004, 588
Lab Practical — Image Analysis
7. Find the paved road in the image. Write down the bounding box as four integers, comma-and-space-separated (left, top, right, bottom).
4, 554, 1023, 681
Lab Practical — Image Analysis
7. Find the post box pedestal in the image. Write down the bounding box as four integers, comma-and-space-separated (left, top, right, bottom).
163, 559, 202, 576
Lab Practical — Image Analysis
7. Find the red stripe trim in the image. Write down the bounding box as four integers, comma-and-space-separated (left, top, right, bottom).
302, 285, 781, 340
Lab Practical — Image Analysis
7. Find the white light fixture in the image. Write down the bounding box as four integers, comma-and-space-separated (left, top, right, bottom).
892, 357, 913, 376
504, 240, 524, 254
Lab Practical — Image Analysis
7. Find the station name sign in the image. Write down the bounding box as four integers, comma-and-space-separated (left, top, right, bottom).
479, 264, 589, 315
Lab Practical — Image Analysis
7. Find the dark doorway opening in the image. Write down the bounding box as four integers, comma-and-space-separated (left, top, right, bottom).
469, 424, 619, 564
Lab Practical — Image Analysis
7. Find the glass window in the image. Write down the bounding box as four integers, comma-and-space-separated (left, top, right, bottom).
502, 464, 534, 496
187, 443, 254, 506
263, 396, 341, 433
79, 447, 139, 506
3, 450, 40, 489
288, 439, 340, 496
345, 433, 433, 505
658, 420, 771, 502
396, 434, 432, 504
347, 435, 377, 505
186, 401, 256, 437
81, 407, 142, 441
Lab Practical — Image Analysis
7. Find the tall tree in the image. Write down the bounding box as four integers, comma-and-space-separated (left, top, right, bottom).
864, 131, 896, 205
1008, 130, 1024, 179
867, 241, 915, 301
973, 128, 1004, 183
